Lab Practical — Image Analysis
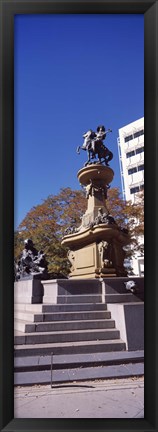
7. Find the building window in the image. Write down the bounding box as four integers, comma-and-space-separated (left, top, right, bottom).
138, 164, 144, 171
126, 147, 144, 158
136, 146, 144, 154
128, 167, 137, 175
133, 129, 144, 139
124, 129, 144, 143
125, 134, 133, 143
128, 165, 144, 175
130, 184, 144, 194
126, 150, 135, 158
130, 186, 140, 194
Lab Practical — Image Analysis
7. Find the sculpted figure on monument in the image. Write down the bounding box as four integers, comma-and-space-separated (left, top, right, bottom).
84, 180, 110, 199
64, 226, 78, 235
15, 239, 48, 280
94, 208, 117, 226
77, 125, 113, 166
84, 180, 93, 198
64, 217, 79, 235
67, 250, 75, 271
98, 240, 113, 268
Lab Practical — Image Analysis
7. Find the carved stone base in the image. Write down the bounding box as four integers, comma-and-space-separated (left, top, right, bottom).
68, 242, 125, 279
62, 163, 130, 280
68, 243, 98, 279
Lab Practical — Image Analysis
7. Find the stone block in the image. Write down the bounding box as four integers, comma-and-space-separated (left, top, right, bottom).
14, 277, 43, 304
42, 279, 58, 304
101, 277, 144, 303
103, 276, 144, 295
42, 278, 102, 303
107, 302, 144, 351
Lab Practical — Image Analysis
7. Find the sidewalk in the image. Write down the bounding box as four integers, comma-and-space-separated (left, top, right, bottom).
14, 376, 144, 418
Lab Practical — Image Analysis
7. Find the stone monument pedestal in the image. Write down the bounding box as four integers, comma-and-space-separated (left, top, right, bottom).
14, 275, 44, 304
67, 242, 116, 279
14, 276, 144, 352
62, 164, 130, 279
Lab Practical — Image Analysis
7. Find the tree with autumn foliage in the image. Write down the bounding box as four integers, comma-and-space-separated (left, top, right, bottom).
122, 190, 144, 265
107, 188, 144, 256
14, 188, 87, 277
14, 186, 144, 277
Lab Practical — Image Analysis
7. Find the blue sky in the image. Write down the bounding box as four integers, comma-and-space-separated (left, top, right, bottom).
14, 14, 144, 228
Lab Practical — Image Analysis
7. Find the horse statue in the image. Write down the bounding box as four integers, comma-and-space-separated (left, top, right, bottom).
77, 125, 113, 166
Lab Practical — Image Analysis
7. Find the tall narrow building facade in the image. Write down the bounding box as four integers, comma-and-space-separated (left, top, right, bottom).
117, 117, 144, 276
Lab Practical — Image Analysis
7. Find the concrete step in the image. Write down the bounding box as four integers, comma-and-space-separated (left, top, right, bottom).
14, 318, 115, 333
104, 293, 141, 303
14, 350, 144, 372
57, 295, 102, 304
14, 311, 43, 323
42, 303, 107, 312
14, 328, 120, 345
14, 346, 144, 387
14, 304, 44, 313
15, 303, 107, 312
14, 310, 111, 323
14, 362, 144, 386
14, 339, 126, 357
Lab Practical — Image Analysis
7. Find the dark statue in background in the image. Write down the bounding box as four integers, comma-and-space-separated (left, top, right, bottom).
15, 239, 48, 280
77, 125, 113, 166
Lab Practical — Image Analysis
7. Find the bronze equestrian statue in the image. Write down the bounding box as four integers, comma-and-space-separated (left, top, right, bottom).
77, 125, 113, 166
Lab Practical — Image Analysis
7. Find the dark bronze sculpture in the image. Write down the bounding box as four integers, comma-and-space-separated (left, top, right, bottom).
77, 125, 113, 166
15, 239, 48, 280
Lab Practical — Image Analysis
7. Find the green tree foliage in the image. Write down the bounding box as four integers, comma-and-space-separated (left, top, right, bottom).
14, 187, 144, 276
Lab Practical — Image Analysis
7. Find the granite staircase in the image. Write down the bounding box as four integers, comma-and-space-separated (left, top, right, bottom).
14, 278, 144, 385
14, 300, 125, 354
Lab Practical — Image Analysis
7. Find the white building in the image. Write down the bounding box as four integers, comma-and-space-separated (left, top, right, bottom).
117, 117, 144, 277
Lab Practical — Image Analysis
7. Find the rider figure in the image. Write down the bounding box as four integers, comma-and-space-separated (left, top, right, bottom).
97, 125, 113, 166
91, 125, 111, 153
77, 124, 113, 166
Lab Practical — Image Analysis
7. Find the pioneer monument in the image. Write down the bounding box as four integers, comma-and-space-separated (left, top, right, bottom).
62, 125, 130, 279
14, 125, 144, 386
